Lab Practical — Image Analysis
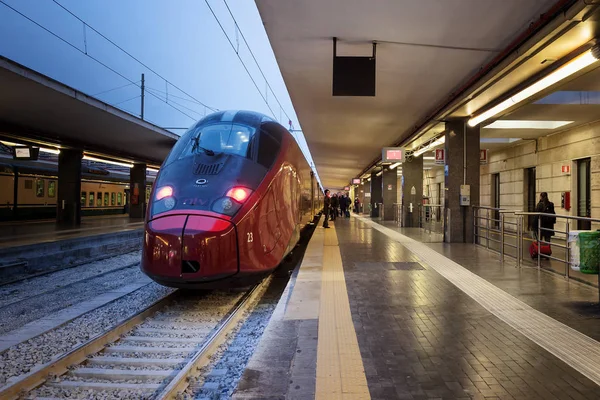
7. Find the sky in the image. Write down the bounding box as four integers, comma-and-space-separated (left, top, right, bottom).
0, 0, 318, 179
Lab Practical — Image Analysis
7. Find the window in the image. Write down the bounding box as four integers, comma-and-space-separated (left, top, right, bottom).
96, 192, 102, 206
117, 192, 122, 205
257, 132, 281, 168
104, 192, 109, 206
178, 123, 255, 160
111, 192, 116, 206
35, 179, 45, 197
24, 179, 33, 190
577, 158, 591, 230
48, 181, 56, 198
81, 192, 86, 206
89, 192, 95, 206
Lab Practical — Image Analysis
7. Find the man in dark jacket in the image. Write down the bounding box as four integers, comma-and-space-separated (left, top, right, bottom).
323, 190, 331, 228
533, 192, 556, 242
340, 194, 348, 218
330, 194, 339, 221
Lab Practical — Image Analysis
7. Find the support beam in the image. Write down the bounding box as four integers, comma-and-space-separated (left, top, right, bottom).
382, 167, 397, 221
370, 171, 382, 218
444, 119, 480, 243
402, 156, 423, 227
57, 149, 82, 226
129, 163, 147, 219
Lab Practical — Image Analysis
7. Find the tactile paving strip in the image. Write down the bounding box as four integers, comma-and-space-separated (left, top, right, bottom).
316, 225, 371, 400
356, 215, 600, 388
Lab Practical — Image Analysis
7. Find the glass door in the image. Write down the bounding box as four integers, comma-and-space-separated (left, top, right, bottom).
577, 158, 591, 230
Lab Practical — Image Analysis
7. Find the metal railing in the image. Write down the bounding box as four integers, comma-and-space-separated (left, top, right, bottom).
419, 204, 444, 234
474, 206, 600, 290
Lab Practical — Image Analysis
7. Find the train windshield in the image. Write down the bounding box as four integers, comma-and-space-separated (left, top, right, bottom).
178, 123, 255, 159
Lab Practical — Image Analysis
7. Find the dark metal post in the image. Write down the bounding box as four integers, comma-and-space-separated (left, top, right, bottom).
141, 73, 145, 120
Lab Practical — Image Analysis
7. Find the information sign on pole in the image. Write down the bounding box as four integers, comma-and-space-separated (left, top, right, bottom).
382, 147, 405, 163
352, 178, 361, 185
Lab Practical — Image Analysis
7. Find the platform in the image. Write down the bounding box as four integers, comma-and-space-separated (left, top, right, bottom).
233, 216, 600, 400
0, 214, 144, 249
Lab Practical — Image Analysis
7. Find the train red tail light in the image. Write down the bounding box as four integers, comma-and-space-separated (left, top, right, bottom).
226, 187, 252, 203
155, 186, 173, 201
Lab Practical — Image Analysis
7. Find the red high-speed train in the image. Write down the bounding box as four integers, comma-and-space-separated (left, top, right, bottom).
141, 110, 323, 288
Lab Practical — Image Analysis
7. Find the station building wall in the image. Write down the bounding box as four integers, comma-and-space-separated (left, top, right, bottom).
480, 119, 600, 233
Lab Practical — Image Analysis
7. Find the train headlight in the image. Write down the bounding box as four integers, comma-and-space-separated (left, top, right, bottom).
212, 197, 241, 215
155, 186, 173, 200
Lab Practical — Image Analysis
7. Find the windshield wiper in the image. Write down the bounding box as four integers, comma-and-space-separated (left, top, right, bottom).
191, 136, 215, 156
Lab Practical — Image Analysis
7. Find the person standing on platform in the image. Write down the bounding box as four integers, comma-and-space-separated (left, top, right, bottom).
323, 189, 331, 228
340, 193, 348, 218
331, 193, 339, 221
354, 197, 360, 213
533, 192, 556, 243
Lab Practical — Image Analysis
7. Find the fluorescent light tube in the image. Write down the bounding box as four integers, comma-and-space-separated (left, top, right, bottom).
469, 49, 599, 127
83, 155, 134, 168
389, 162, 401, 170
483, 120, 573, 129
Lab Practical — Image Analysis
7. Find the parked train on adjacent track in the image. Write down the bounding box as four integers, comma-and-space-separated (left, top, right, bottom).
141, 110, 323, 288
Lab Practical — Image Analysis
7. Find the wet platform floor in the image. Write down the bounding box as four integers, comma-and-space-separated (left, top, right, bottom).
233, 216, 600, 400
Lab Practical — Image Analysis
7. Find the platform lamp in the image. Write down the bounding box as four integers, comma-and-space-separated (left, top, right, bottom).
469, 43, 600, 127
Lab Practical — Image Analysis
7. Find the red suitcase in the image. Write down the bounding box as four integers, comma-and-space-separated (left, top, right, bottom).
529, 240, 552, 259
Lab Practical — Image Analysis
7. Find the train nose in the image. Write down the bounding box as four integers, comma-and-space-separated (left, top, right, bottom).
142, 214, 238, 283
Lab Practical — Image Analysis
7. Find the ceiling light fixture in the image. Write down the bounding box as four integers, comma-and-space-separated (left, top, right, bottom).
483, 120, 574, 129
389, 162, 401, 170
146, 167, 160, 173
376, 170, 383, 177
469, 47, 600, 127
39, 147, 60, 155
414, 136, 445, 157
83, 155, 134, 168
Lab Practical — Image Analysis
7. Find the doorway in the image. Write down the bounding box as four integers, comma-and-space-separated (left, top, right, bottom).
492, 173, 500, 228
577, 158, 591, 230
525, 167, 536, 230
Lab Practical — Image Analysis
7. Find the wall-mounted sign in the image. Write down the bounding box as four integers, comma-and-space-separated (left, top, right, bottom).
480, 149, 488, 165
382, 147, 405, 162
435, 149, 445, 165
352, 178, 361, 185
365, 192, 371, 198
344, 186, 350, 191
561, 165, 571, 174
387, 184, 393, 191
13, 146, 39, 161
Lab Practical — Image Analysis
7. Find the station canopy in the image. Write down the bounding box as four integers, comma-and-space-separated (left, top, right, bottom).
256, 0, 571, 189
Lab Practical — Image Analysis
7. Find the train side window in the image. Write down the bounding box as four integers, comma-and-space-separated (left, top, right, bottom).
117, 192, 122, 205
35, 179, 45, 197
24, 179, 33, 190
89, 192, 95, 206
81, 192, 86, 206
96, 192, 102, 206
257, 132, 280, 169
111, 192, 116, 206
104, 192, 109, 206
48, 181, 56, 198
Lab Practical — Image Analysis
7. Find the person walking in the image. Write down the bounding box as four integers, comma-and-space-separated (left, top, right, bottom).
340, 194, 348, 218
331, 194, 339, 221
354, 197, 360, 213
323, 189, 331, 228
533, 192, 556, 243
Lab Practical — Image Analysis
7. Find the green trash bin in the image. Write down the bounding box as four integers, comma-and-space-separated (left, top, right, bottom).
577, 231, 600, 274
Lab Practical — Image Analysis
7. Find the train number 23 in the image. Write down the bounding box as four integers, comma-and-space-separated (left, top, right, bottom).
247, 232, 254, 243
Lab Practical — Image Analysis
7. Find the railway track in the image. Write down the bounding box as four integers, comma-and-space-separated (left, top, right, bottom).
0, 278, 271, 400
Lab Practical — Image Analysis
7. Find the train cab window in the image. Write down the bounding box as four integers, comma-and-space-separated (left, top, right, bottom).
48, 181, 56, 198
111, 192, 116, 206
81, 192, 86, 206
103, 192, 109, 206
257, 131, 280, 168
96, 192, 102, 207
24, 179, 33, 190
89, 192, 95, 206
117, 192, 122, 206
35, 179, 44, 197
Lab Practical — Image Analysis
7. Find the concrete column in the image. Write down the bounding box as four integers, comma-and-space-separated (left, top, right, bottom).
382, 167, 397, 220
402, 156, 423, 227
358, 182, 365, 213
57, 149, 82, 226
444, 119, 480, 243
129, 163, 147, 219
363, 181, 371, 214
370, 171, 382, 218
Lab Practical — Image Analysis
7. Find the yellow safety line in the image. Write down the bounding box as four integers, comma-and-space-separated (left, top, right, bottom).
316, 225, 370, 400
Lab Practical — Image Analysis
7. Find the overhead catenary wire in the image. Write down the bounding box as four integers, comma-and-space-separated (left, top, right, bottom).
93, 81, 140, 97
50, 0, 217, 113
0, 0, 197, 122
